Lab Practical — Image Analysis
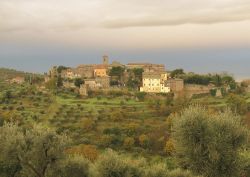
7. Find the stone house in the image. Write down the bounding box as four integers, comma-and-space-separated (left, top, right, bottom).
79, 84, 88, 96
165, 79, 184, 92
63, 81, 76, 89
76, 65, 95, 78
95, 76, 110, 89
84, 79, 99, 89
61, 69, 81, 79
94, 64, 108, 77
94, 68, 107, 77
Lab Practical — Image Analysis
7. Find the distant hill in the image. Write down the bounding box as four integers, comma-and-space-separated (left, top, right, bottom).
0, 68, 40, 81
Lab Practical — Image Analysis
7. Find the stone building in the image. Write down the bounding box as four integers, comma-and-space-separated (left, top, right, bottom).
94, 64, 108, 77
94, 68, 107, 77
184, 84, 215, 98
76, 65, 95, 78
84, 79, 99, 89
95, 76, 110, 89
165, 79, 184, 92
63, 81, 76, 89
140, 72, 170, 93
79, 84, 88, 96
61, 68, 81, 79
103, 55, 109, 65
84, 76, 110, 90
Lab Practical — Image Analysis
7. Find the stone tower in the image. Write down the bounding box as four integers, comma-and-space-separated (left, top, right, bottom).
103, 55, 109, 65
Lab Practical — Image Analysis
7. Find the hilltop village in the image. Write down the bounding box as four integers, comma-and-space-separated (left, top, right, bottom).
42, 56, 243, 98
45, 56, 185, 97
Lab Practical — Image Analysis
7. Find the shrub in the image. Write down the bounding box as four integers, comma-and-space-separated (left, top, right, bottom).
145, 163, 168, 177
139, 134, 150, 148
94, 149, 145, 177
136, 92, 146, 101
66, 144, 99, 162
52, 155, 90, 177
165, 138, 175, 156
168, 169, 201, 177
83, 119, 96, 131
95, 149, 130, 177
173, 106, 248, 177
123, 137, 135, 149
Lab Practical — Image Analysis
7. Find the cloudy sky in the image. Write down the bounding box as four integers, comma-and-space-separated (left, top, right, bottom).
0, 0, 250, 79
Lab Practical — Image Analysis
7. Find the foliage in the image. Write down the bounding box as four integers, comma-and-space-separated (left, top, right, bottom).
168, 169, 201, 177
181, 72, 236, 87
109, 67, 125, 80
57, 75, 63, 87
136, 92, 146, 101
145, 163, 168, 177
57, 66, 69, 74
227, 94, 248, 115
94, 149, 143, 177
45, 78, 57, 90
184, 74, 211, 85
239, 150, 250, 177
165, 138, 175, 155
50, 155, 90, 177
173, 106, 249, 177
0, 123, 70, 177
74, 78, 85, 88
139, 134, 150, 148
83, 118, 96, 131
123, 137, 135, 149
66, 145, 99, 162
126, 68, 144, 89
210, 89, 217, 97
170, 69, 185, 78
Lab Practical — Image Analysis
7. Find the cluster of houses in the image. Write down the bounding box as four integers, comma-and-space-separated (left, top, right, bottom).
45, 56, 184, 96
7, 56, 244, 98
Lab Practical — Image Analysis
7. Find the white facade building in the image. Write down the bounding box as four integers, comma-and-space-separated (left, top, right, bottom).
140, 72, 170, 93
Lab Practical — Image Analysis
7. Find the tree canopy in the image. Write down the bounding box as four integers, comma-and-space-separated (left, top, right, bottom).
173, 106, 249, 177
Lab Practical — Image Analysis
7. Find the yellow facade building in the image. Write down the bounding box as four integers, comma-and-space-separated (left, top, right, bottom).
94, 68, 107, 77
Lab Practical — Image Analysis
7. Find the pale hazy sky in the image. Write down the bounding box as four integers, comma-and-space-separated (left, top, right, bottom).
0, 0, 250, 79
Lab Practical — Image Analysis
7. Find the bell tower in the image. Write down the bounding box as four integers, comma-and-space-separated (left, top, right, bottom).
103, 55, 109, 65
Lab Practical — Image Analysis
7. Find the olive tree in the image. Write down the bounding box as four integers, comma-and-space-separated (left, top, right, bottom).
0, 123, 70, 177
173, 106, 249, 177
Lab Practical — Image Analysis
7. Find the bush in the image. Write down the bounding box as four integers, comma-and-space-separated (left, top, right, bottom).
95, 149, 131, 177
168, 169, 201, 177
94, 149, 145, 177
145, 163, 168, 177
173, 106, 249, 177
51, 156, 90, 177
136, 92, 146, 101
66, 144, 99, 162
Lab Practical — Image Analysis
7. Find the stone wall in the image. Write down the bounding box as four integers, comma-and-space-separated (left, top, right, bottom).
184, 84, 215, 98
